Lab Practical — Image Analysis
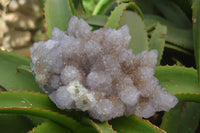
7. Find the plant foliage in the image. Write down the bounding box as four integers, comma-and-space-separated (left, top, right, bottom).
0, 0, 200, 132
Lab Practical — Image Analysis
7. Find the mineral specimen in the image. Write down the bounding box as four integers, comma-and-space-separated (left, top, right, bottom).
30, 16, 178, 122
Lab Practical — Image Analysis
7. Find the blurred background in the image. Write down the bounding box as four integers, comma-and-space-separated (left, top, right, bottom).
0, 0, 48, 58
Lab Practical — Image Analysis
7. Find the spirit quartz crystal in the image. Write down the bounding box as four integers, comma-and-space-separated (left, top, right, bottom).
30, 16, 178, 122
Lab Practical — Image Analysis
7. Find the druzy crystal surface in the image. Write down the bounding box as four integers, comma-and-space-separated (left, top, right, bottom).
30, 16, 178, 122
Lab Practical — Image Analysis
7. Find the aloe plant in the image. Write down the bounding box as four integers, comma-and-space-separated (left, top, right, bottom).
0, 0, 200, 132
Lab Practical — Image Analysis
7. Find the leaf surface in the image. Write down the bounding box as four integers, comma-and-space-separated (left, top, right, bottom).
144, 15, 193, 51
109, 115, 165, 133
90, 120, 116, 133
82, 0, 99, 14
105, 2, 143, 29
118, 11, 148, 54
165, 43, 193, 56
164, 27, 193, 51
144, 14, 175, 31
149, 23, 167, 65
45, 0, 73, 38
0, 114, 34, 133
153, 0, 191, 29
0, 91, 83, 132
192, 0, 200, 84
29, 120, 70, 133
82, 15, 107, 27
104, 2, 147, 54
92, 0, 115, 15
160, 102, 200, 133
0, 50, 42, 92
155, 66, 200, 102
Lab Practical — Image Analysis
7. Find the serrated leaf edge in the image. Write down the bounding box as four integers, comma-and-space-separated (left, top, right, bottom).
89, 119, 117, 133
133, 115, 166, 133
105, 2, 143, 29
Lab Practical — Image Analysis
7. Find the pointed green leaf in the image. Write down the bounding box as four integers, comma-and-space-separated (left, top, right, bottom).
135, 0, 155, 14
192, 0, 200, 85
92, 0, 115, 15
28, 116, 47, 125
29, 120, 70, 133
155, 66, 200, 102
105, 3, 129, 29
105, 2, 143, 29
0, 114, 34, 133
72, 0, 85, 15
104, 2, 118, 16
45, 0, 74, 38
118, 11, 148, 54
144, 14, 176, 31
68, 0, 77, 16
0, 91, 84, 132
16, 65, 32, 73
90, 120, 116, 133
153, 0, 191, 29
164, 27, 193, 51
81, 15, 107, 27
165, 43, 193, 56
173, 0, 192, 15
82, 0, 99, 14
79, 117, 116, 133
160, 102, 200, 133
149, 23, 167, 65
109, 115, 165, 133
105, 3, 148, 54
144, 15, 193, 51
0, 50, 42, 92
0, 91, 59, 112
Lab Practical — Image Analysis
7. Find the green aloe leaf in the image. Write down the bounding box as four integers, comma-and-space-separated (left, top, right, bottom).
0, 50, 42, 92
28, 116, 47, 125
160, 102, 200, 133
155, 66, 200, 102
29, 120, 70, 133
105, 2, 148, 54
105, 2, 143, 29
192, 0, 200, 85
0, 91, 84, 132
118, 11, 148, 54
104, 2, 118, 16
104, 2, 128, 29
0, 114, 34, 133
144, 14, 177, 31
135, 0, 155, 14
44, 0, 74, 38
164, 27, 193, 51
144, 15, 193, 51
16, 65, 32, 73
81, 15, 107, 27
68, 0, 76, 15
72, 0, 85, 15
153, 0, 191, 29
79, 117, 116, 133
92, 0, 115, 15
173, 0, 192, 16
82, 0, 99, 14
149, 23, 167, 65
109, 115, 165, 133
165, 43, 193, 56
0, 91, 59, 112
89, 120, 116, 133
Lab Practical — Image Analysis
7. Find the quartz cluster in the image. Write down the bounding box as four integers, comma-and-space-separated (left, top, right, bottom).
30, 16, 178, 122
